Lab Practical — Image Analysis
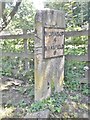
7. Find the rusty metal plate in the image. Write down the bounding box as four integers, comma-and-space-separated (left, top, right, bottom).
43, 27, 64, 59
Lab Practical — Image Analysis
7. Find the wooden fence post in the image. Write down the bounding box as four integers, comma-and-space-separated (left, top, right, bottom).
34, 10, 65, 101
23, 29, 29, 71
0, 2, 5, 17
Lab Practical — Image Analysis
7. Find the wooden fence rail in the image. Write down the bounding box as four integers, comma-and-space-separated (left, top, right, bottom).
0, 30, 90, 39
0, 51, 34, 59
65, 54, 89, 61
0, 52, 89, 62
0, 32, 34, 39
64, 29, 90, 37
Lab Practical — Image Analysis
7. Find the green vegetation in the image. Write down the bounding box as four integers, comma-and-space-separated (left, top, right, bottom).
28, 92, 67, 113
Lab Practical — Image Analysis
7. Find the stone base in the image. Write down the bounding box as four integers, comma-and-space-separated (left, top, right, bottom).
24, 109, 50, 118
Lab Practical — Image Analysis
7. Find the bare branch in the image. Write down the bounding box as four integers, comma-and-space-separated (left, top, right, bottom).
0, 1, 22, 32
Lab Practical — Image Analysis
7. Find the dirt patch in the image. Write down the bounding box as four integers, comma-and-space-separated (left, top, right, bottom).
1, 76, 34, 118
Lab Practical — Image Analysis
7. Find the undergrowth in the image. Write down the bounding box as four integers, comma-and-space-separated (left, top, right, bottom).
28, 91, 67, 113
64, 61, 89, 96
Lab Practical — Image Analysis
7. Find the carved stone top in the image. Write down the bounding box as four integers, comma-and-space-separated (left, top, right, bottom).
35, 10, 65, 49
35, 10, 65, 28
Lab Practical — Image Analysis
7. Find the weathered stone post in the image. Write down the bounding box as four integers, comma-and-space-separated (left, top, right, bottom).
34, 10, 65, 101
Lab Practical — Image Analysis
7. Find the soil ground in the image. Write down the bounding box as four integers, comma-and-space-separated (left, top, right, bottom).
0, 76, 89, 119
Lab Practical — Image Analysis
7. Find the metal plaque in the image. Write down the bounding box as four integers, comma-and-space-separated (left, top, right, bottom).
43, 27, 64, 59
